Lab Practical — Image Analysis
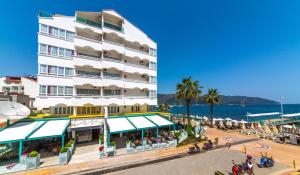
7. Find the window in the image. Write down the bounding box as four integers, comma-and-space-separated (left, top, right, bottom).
40, 64, 47, 74
39, 85, 46, 95
50, 46, 58, 56
11, 86, 19, 92
65, 49, 72, 57
58, 86, 64, 95
59, 29, 65, 38
65, 86, 73, 96
58, 67, 65, 76
48, 66, 57, 75
103, 89, 121, 96
40, 44, 47, 54
49, 27, 58, 36
59, 48, 65, 56
40, 24, 48, 33
150, 76, 157, 83
108, 106, 119, 114
149, 62, 157, 70
150, 48, 157, 56
48, 86, 57, 96
66, 31, 74, 39
65, 68, 73, 76
149, 90, 157, 97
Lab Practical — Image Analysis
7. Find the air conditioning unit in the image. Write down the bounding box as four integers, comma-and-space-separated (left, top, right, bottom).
103, 68, 107, 72
104, 51, 107, 55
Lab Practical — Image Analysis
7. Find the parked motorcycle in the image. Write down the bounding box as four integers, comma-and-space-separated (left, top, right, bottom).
259, 156, 274, 168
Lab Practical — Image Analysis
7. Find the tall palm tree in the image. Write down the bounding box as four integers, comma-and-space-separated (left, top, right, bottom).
176, 76, 202, 125
158, 102, 170, 113
204, 88, 221, 127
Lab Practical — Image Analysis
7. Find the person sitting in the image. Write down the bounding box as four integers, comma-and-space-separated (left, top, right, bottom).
208, 140, 213, 148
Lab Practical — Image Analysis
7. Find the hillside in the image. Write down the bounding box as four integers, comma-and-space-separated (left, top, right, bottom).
157, 94, 279, 105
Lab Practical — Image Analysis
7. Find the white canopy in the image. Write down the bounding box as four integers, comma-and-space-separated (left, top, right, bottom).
246, 112, 280, 117
146, 115, 173, 127
0, 101, 30, 119
69, 118, 103, 130
0, 121, 45, 143
282, 113, 300, 117
29, 120, 70, 139
225, 118, 232, 120
128, 116, 156, 129
107, 118, 135, 133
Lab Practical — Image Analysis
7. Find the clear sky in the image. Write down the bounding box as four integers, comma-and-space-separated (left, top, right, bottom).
0, 0, 300, 103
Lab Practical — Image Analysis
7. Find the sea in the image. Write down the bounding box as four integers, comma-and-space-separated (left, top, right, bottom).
169, 104, 300, 124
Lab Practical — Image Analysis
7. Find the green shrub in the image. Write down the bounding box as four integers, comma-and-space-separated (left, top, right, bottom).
111, 141, 116, 146
60, 147, 68, 153
99, 135, 104, 143
68, 140, 74, 145
186, 124, 195, 137
65, 142, 72, 148
29, 151, 38, 157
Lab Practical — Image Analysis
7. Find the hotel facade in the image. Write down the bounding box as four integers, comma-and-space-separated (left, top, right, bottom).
36, 10, 157, 116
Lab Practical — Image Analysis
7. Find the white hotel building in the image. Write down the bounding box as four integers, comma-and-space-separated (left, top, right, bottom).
36, 10, 157, 116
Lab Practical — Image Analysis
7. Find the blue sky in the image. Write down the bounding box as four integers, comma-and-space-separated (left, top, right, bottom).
0, 0, 300, 103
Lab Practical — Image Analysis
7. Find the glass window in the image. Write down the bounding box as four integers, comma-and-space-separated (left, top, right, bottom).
65, 49, 72, 57
40, 64, 47, 74
65, 86, 73, 96
48, 86, 57, 96
58, 67, 65, 76
40, 24, 48, 33
49, 27, 58, 36
58, 86, 64, 95
59, 48, 65, 56
66, 31, 74, 39
39, 85, 46, 95
65, 68, 73, 76
40, 44, 47, 54
49, 46, 58, 56
48, 66, 57, 75
59, 29, 65, 38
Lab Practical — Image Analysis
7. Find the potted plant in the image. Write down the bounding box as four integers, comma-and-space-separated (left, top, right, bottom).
68, 140, 75, 152
99, 135, 104, 146
59, 147, 69, 164
26, 151, 40, 169
65, 142, 73, 154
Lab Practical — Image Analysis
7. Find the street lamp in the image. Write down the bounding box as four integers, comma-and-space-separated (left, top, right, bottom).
280, 96, 284, 132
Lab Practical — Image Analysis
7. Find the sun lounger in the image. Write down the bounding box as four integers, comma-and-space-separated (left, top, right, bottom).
161, 143, 167, 148
136, 146, 144, 152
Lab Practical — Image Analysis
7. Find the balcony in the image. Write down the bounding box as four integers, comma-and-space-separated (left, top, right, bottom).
76, 16, 102, 29
76, 53, 101, 61
74, 36, 102, 51
103, 22, 123, 32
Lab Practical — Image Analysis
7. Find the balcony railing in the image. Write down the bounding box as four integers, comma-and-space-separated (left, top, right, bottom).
125, 62, 149, 69
76, 53, 101, 61
75, 35, 101, 43
125, 47, 149, 55
76, 16, 102, 29
103, 57, 123, 63
76, 94, 101, 97
103, 22, 123, 32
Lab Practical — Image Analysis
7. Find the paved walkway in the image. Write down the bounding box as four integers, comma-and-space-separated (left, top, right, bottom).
107, 149, 289, 175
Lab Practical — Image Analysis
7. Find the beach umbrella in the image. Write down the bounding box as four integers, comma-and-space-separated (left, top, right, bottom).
257, 122, 262, 128
225, 118, 232, 120
283, 125, 292, 129
250, 123, 254, 129
272, 125, 278, 134
264, 125, 271, 133
241, 122, 246, 129
0, 101, 30, 120
239, 120, 247, 124
292, 124, 297, 129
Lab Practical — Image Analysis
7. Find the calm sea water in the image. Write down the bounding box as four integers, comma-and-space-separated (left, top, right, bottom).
169, 104, 300, 122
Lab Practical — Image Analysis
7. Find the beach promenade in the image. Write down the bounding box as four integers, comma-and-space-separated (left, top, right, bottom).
11, 128, 299, 175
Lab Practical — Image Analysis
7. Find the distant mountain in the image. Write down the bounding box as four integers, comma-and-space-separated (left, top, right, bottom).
157, 94, 279, 105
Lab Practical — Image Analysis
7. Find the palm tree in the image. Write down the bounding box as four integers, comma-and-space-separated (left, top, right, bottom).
204, 88, 221, 127
176, 76, 202, 125
158, 102, 170, 113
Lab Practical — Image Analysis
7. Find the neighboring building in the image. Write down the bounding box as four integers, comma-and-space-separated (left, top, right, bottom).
36, 10, 157, 116
0, 76, 38, 108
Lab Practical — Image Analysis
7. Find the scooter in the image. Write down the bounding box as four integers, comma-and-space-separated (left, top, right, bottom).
259, 156, 274, 168
188, 143, 200, 154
